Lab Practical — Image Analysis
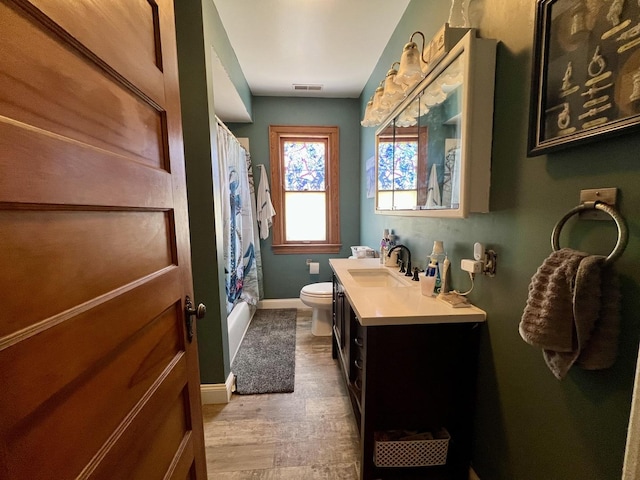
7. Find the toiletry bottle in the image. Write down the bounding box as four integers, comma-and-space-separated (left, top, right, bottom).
421, 260, 438, 296
380, 237, 388, 264
430, 240, 446, 292
388, 233, 396, 248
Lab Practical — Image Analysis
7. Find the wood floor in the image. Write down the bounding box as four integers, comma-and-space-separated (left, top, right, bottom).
202, 310, 361, 479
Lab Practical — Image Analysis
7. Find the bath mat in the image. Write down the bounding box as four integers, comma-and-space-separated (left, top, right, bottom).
231, 308, 297, 394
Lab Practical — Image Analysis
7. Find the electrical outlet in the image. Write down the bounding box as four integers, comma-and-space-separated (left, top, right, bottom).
461, 258, 483, 274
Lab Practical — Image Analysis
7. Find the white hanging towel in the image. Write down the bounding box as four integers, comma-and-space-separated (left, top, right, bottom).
425, 163, 441, 208
257, 164, 276, 239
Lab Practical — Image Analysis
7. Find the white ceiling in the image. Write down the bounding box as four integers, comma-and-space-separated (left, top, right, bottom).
211, 0, 410, 122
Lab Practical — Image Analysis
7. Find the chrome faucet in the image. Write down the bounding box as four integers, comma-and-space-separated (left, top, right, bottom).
388, 244, 413, 278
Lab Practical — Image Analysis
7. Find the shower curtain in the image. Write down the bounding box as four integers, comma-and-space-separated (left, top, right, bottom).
216, 119, 263, 314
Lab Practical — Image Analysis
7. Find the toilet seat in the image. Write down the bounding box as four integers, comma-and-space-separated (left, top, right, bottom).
300, 282, 332, 297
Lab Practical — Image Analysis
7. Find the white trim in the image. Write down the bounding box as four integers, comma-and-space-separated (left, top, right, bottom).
257, 298, 307, 310
200, 373, 235, 404
623, 343, 640, 480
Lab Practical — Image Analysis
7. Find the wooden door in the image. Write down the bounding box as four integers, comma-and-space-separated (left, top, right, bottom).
0, 1, 208, 478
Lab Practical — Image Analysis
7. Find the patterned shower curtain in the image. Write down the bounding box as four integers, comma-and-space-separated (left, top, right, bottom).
216, 121, 262, 314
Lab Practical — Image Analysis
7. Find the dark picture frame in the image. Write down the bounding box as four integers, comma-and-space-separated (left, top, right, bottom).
528, 0, 640, 156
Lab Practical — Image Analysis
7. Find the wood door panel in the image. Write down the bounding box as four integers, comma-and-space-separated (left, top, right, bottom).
165, 437, 196, 480
91, 393, 190, 480
25, 0, 165, 104
1, 0, 207, 478
1, 305, 186, 479
0, 2, 167, 169
1, 268, 182, 428
0, 210, 175, 337
82, 360, 190, 480
0, 118, 172, 208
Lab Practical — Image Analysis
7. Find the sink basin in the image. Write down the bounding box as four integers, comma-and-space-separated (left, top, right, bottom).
348, 269, 410, 287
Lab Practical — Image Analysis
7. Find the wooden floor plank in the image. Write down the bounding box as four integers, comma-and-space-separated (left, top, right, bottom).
202, 311, 360, 479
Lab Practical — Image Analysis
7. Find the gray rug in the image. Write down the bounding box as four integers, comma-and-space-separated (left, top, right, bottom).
231, 308, 297, 394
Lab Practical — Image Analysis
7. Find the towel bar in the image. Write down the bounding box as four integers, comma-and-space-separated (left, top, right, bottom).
551, 200, 628, 265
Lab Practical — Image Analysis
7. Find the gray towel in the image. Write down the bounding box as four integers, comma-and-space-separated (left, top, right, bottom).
574, 255, 621, 370
520, 248, 588, 353
519, 248, 621, 379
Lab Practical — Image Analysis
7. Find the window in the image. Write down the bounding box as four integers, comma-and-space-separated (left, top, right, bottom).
268, 125, 340, 254
376, 126, 428, 209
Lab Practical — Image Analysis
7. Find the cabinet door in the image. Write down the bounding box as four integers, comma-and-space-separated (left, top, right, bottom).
332, 275, 350, 375
332, 275, 344, 348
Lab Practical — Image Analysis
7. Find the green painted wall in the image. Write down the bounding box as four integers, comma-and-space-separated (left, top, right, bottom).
174, 0, 248, 384
360, 1, 640, 479
228, 96, 361, 298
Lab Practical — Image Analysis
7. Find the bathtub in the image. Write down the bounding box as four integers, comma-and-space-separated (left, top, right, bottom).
227, 301, 255, 365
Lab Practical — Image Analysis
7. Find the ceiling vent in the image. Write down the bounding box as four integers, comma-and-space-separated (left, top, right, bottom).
292, 84, 323, 92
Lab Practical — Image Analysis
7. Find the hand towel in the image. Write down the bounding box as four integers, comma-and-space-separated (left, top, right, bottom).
519, 248, 588, 354
425, 164, 441, 208
256, 165, 276, 240
520, 248, 621, 379
574, 255, 621, 370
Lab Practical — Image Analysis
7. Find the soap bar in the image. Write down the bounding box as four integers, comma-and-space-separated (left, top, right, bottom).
438, 292, 471, 308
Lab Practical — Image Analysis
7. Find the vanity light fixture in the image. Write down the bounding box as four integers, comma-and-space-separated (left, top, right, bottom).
382, 62, 405, 106
361, 98, 383, 127
394, 31, 428, 91
371, 81, 387, 116
361, 32, 429, 127
361, 80, 388, 127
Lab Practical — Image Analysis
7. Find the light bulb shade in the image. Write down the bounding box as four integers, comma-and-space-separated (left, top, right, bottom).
382, 71, 405, 106
361, 100, 381, 127
396, 109, 417, 127
371, 86, 386, 115
394, 41, 425, 89
406, 98, 420, 118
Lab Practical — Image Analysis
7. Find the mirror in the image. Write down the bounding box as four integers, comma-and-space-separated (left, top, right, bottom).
374, 32, 496, 217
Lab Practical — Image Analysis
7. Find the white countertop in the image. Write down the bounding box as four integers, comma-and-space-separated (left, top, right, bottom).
329, 258, 486, 326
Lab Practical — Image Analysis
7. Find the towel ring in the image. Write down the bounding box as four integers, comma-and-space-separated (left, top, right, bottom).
551, 201, 628, 265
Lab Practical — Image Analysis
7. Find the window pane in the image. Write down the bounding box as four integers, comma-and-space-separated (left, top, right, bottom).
393, 141, 418, 191
377, 141, 394, 190
393, 190, 417, 209
377, 140, 417, 191
285, 192, 326, 241
284, 141, 325, 191
377, 190, 394, 210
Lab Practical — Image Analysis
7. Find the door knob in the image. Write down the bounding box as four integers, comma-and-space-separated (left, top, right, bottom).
184, 296, 206, 342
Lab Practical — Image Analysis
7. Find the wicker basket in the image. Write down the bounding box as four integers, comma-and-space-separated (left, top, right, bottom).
373, 428, 450, 468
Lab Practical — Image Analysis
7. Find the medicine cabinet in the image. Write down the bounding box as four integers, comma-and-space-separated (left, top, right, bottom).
375, 31, 497, 217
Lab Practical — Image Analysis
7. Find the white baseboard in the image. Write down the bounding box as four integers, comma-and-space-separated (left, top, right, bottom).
200, 373, 235, 404
469, 466, 480, 480
257, 298, 307, 310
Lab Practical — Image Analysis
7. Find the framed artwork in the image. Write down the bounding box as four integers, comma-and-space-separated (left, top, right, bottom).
528, 0, 640, 156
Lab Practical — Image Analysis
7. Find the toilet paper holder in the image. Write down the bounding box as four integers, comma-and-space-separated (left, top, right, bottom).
306, 259, 320, 274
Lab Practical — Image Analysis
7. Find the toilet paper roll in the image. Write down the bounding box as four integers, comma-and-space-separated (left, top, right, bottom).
309, 262, 320, 274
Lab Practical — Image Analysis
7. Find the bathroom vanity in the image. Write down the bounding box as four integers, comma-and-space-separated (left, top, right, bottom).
329, 258, 486, 480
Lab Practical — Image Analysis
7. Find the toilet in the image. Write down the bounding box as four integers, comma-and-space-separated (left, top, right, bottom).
299, 282, 333, 336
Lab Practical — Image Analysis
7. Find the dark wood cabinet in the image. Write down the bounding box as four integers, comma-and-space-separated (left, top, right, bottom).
332, 274, 481, 480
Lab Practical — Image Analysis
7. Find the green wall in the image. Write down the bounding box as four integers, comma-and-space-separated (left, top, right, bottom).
228, 96, 361, 298
360, 1, 640, 479
174, 0, 248, 384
